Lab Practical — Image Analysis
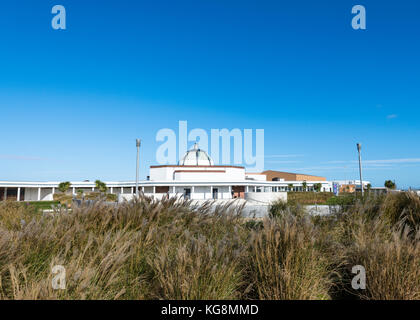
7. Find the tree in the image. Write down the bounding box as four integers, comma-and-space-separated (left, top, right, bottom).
58, 181, 71, 193
384, 180, 396, 190
314, 183, 322, 192
95, 180, 108, 193
288, 184, 294, 192
366, 184, 372, 192
302, 181, 307, 192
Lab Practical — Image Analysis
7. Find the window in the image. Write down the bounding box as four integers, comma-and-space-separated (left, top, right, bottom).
184, 188, 191, 200
212, 188, 218, 199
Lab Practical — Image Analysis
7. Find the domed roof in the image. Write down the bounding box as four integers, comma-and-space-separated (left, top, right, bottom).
180, 143, 214, 166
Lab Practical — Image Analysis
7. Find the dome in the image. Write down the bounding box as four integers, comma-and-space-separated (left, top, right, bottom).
180, 143, 214, 166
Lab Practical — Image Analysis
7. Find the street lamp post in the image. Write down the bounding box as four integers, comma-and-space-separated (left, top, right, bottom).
136, 139, 141, 197
357, 143, 364, 196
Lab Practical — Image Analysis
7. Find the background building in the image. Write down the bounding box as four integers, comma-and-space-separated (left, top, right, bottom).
262, 170, 326, 182
333, 180, 371, 194
0, 144, 338, 204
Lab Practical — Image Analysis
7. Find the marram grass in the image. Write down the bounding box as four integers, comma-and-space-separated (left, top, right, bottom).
0, 192, 419, 300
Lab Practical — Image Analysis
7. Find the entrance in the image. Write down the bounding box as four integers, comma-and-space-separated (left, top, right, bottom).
184, 188, 191, 200
232, 186, 245, 199
212, 188, 218, 199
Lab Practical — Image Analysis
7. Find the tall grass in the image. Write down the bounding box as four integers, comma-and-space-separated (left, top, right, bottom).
247, 214, 336, 299
0, 192, 419, 300
329, 193, 420, 299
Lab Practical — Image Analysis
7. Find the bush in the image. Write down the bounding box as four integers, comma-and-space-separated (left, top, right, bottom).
287, 192, 333, 205
326, 193, 357, 207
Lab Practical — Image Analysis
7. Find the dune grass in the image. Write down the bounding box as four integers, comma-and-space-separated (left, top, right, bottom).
0, 192, 419, 300
287, 192, 334, 205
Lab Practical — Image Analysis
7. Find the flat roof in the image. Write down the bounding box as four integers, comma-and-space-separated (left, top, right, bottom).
150, 165, 245, 169
0, 180, 331, 188
262, 170, 326, 179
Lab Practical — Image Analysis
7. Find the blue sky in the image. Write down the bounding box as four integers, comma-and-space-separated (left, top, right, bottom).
0, 0, 419, 188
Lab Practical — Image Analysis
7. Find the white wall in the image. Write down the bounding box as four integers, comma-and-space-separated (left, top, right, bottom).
119, 185, 233, 202
245, 173, 267, 181
245, 192, 287, 204
175, 171, 228, 181
24, 188, 54, 201
41, 189, 54, 201
24, 188, 38, 201
192, 186, 210, 199
149, 167, 173, 181
214, 186, 230, 199
172, 186, 231, 200
150, 166, 245, 182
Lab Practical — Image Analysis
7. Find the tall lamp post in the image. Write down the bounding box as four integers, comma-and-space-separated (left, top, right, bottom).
136, 139, 141, 197
357, 143, 364, 196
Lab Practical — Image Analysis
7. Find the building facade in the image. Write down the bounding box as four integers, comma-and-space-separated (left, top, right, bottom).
262, 170, 327, 182
0, 144, 344, 204
333, 180, 371, 194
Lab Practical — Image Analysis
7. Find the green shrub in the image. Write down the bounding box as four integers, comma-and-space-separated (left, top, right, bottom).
287, 192, 333, 205
326, 194, 357, 207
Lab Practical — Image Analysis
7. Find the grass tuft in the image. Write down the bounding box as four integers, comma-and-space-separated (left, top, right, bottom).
0, 192, 419, 300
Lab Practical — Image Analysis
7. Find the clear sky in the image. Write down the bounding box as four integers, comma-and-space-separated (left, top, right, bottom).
0, 0, 419, 188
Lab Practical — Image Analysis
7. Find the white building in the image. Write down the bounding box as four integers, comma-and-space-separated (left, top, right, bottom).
0, 144, 334, 204
333, 180, 371, 189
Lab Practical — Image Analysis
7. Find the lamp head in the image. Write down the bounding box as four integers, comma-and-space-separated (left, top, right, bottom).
136, 139, 141, 147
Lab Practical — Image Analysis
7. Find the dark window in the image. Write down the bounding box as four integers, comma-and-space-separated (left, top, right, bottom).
212, 188, 218, 199
184, 188, 191, 200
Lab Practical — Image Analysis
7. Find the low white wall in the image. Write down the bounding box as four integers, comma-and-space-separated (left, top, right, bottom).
24, 188, 53, 201
41, 189, 53, 201
24, 188, 38, 201
119, 194, 135, 202
245, 192, 287, 204
304, 205, 341, 216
